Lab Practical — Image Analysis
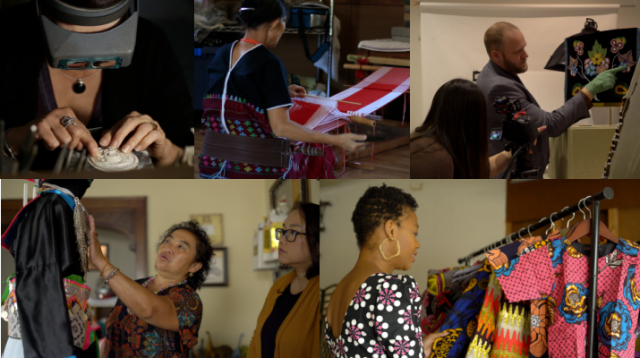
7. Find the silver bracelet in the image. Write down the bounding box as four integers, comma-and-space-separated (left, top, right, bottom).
3, 143, 16, 159
104, 267, 120, 284
3, 129, 16, 159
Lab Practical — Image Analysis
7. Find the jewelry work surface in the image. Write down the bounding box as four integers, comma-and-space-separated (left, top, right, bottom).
0, 166, 193, 179
87, 147, 143, 172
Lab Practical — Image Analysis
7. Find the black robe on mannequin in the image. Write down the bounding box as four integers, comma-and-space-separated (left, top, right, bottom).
7, 181, 96, 358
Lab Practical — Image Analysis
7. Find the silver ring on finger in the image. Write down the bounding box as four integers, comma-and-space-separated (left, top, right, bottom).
61, 116, 77, 129
147, 122, 158, 131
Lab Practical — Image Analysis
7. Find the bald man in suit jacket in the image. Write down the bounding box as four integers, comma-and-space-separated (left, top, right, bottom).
475, 22, 599, 178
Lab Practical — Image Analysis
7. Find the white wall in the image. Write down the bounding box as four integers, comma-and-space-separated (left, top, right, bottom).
319, 179, 507, 292
0, 179, 320, 350
411, 0, 640, 132
410, 3, 423, 132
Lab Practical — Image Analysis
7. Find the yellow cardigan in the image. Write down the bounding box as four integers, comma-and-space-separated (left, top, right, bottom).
247, 271, 320, 358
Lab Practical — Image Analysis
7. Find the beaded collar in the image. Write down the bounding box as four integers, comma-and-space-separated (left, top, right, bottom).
127, 276, 188, 315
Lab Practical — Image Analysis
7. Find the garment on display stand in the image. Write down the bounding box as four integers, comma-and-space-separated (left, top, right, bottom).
2, 337, 25, 358
1, 180, 98, 358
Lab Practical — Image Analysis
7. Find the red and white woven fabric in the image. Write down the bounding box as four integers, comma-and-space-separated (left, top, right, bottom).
286, 66, 410, 178
333, 66, 410, 117
288, 66, 410, 132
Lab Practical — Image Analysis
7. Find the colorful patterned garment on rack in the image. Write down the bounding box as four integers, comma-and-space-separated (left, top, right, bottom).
429, 260, 492, 358
486, 230, 640, 358
420, 267, 467, 336
288, 67, 411, 132
465, 270, 531, 358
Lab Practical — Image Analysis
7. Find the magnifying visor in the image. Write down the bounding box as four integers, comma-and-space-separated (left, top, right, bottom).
37, 0, 138, 70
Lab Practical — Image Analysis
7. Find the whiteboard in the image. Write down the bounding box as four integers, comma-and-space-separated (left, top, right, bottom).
416, 3, 619, 133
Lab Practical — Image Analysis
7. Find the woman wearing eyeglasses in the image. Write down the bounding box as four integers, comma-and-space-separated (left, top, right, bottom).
247, 202, 320, 358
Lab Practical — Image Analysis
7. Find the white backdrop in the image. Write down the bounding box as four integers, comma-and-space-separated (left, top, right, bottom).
416, 3, 619, 132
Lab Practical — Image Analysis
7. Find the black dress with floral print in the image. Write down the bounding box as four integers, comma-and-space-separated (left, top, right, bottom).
325, 273, 424, 358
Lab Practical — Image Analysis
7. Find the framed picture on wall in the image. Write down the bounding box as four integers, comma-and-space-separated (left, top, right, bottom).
89, 244, 109, 271
190, 214, 224, 246
203, 248, 228, 287
270, 179, 310, 210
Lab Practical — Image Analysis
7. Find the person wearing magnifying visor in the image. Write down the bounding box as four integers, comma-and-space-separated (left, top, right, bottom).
0, 0, 193, 170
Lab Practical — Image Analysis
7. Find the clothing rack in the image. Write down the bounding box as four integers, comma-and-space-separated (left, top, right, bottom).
457, 186, 614, 358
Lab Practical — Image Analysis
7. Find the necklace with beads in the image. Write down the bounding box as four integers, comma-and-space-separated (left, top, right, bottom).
126, 276, 188, 315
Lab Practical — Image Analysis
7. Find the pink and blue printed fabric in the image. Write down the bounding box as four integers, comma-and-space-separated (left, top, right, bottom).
565, 28, 639, 104
487, 230, 640, 358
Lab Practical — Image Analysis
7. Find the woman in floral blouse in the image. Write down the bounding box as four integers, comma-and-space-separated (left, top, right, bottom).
87, 217, 214, 357
325, 184, 448, 358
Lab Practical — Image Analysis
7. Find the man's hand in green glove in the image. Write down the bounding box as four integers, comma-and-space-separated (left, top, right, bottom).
583, 64, 627, 98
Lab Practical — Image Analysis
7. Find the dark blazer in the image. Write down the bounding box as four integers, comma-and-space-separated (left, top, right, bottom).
475, 60, 592, 178
0, 1, 194, 170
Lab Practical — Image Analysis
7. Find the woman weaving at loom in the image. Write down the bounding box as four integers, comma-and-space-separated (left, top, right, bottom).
198, 0, 366, 179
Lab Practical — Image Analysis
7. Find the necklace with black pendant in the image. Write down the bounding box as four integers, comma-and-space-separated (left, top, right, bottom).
73, 79, 86, 94
56, 69, 102, 94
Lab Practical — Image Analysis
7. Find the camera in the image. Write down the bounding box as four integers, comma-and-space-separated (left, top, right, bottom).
492, 96, 539, 179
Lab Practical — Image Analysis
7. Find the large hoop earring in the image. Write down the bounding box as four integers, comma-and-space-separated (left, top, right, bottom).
379, 237, 401, 260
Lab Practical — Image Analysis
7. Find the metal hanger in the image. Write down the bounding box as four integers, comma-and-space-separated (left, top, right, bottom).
584, 196, 592, 219
566, 206, 577, 228
567, 195, 618, 243
546, 212, 558, 235
578, 198, 587, 220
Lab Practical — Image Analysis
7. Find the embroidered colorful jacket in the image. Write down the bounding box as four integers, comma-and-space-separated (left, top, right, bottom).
1, 190, 98, 358
486, 231, 640, 358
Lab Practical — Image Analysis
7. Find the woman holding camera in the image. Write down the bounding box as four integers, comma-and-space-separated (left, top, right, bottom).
410, 79, 545, 179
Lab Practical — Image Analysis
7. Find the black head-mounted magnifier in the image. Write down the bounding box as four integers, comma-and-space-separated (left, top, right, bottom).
37, 0, 138, 70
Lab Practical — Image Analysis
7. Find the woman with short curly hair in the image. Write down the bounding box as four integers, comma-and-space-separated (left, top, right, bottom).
87, 217, 214, 357
325, 184, 448, 358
